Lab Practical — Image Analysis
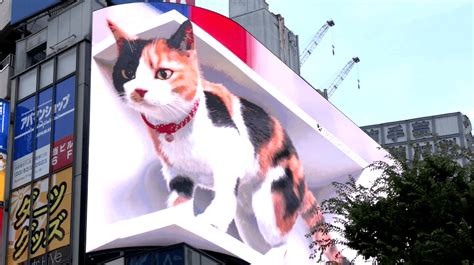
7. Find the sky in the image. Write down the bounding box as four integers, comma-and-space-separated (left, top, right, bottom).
199, 0, 473, 127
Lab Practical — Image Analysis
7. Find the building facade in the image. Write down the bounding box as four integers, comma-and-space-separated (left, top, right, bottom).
361, 112, 473, 164
229, 0, 300, 74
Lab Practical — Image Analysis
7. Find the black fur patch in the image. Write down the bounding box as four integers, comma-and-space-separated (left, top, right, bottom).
167, 20, 193, 51
234, 178, 240, 196
204, 91, 237, 129
112, 39, 151, 95
240, 98, 273, 154
272, 133, 297, 166
271, 168, 304, 218
169, 176, 194, 197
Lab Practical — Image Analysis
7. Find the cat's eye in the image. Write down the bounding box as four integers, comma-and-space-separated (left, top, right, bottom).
121, 69, 135, 80
155, 69, 173, 80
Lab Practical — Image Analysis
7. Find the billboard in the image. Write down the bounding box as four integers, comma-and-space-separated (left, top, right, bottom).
89, 3, 388, 264
11, 0, 62, 25
11, 76, 75, 189
0, 99, 9, 153
7, 167, 73, 265
0, 100, 8, 240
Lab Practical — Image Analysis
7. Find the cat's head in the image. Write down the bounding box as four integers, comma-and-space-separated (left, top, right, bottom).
108, 19, 200, 122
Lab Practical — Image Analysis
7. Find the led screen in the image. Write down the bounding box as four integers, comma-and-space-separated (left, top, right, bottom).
89, 3, 387, 264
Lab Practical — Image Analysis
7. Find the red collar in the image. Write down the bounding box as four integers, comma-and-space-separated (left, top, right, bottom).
141, 99, 200, 142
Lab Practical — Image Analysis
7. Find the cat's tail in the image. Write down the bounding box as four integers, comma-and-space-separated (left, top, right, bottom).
299, 187, 344, 263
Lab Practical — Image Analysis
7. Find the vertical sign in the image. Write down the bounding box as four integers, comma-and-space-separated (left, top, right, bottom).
0, 99, 9, 153
7, 184, 32, 265
1, 98, 11, 259
12, 96, 36, 189
52, 76, 75, 171
48, 167, 72, 251
35, 87, 53, 179
30, 178, 49, 258
7, 168, 73, 264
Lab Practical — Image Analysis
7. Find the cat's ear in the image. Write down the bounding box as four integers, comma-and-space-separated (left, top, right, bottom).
106, 19, 137, 50
167, 20, 195, 51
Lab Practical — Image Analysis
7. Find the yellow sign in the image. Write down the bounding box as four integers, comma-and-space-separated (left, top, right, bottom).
7, 185, 31, 265
0, 153, 6, 202
7, 167, 72, 264
48, 167, 72, 251
30, 178, 49, 258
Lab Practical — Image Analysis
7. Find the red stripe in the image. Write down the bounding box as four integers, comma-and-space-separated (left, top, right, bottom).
190, 6, 248, 63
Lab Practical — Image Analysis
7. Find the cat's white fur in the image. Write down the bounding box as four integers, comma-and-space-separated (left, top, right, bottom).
123, 65, 277, 235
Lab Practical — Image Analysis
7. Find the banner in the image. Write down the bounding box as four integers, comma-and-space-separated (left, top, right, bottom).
12, 96, 35, 189
48, 167, 73, 251
7, 184, 31, 265
35, 87, 53, 179
52, 76, 75, 171
11, 0, 62, 24
7, 167, 73, 264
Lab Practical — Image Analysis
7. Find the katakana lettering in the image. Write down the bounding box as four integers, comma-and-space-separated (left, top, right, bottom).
48, 209, 68, 243
20, 112, 35, 130
30, 220, 46, 254
49, 182, 67, 214
54, 94, 70, 113
14, 195, 31, 230
13, 226, 29, 260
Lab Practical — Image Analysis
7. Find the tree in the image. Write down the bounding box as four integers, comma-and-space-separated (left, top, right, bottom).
309, 147, 474, 264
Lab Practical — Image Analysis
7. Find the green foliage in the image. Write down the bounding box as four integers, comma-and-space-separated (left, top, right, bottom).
310, 147, 474, 264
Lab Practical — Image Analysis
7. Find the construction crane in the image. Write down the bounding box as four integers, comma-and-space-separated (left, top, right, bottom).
325, 57, 360, 98
299, 19, 335, 66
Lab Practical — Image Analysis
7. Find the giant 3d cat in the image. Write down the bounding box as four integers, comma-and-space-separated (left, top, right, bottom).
107, 19, 343, 263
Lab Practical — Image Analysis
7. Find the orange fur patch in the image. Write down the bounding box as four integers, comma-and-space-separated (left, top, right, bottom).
172, 196, 189, 206
273, 193, 298, 235
146, 127, 171, 167
258, 117, 284, 176
141, 40, 198, 102
203, 81, 236, 117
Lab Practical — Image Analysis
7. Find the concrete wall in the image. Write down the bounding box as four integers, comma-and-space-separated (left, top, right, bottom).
229, 0, 268, 18
0, 0, 11, 31
230, 0, 300, 74
361, 112, 474, 164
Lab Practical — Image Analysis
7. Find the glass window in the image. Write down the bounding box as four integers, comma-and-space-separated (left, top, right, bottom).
12, 96, 36, 189
48, 167, 73, 251
6, 184, 31, 264
40, 60, 54, 88
52, 76, 75, 171
201, 256, 219, 265
30, 178, 49, 258
18, 68, 37, 100
34, 87, 53, 179
57, 48, 76, 79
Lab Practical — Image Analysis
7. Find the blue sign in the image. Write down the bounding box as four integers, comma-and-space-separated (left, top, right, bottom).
54, 76, 75, 141
35, 87, 53, 178
11, 0, 62, 25
36, 88, 53, 149
13, 97, 35, 160
0, 100, 9, 154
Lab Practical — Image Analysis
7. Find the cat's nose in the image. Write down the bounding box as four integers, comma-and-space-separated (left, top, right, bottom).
135, 88, 148, 98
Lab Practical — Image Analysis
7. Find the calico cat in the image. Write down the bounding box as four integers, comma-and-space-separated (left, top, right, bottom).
107, 19, 343, 263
